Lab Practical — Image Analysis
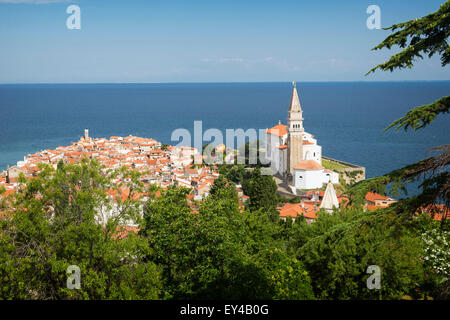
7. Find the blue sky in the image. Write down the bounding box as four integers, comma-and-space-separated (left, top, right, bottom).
0, 0, 448, 83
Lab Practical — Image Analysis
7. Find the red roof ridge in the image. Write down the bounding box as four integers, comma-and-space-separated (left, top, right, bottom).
293, 160, 324, 171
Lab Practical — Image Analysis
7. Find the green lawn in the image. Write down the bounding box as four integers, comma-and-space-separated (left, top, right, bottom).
322, 158, 349, 170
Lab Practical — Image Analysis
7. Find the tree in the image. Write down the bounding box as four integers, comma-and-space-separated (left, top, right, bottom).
223, 164, 247, 185
0, 159, 162, 299
290, 209, 428, 299
0, 185, 6, 210
243, 168, 279, 214
142, 176, 315, 299
367, 2, 450, 75
256, 248, 315, 300
349, 1, 450, 224
143, 184, 260, 299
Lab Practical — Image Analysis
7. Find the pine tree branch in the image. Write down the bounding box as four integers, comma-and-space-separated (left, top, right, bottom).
346, 147, 450, 209
384, 96, 450, 132
366, 1, 450, 75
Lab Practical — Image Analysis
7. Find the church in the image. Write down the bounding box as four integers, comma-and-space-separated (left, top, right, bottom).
265, 83, 339, 192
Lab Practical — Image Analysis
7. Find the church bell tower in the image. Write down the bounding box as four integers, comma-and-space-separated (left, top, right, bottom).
287, 82, 304, 175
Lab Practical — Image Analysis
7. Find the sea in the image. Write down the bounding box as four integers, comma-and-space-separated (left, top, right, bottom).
0, 82, 449, 195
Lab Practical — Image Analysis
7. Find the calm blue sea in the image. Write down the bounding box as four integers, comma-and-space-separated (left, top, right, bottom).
0, 82, 449, 193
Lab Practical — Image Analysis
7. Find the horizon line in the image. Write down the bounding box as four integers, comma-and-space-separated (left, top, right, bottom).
1, 80, 450, 85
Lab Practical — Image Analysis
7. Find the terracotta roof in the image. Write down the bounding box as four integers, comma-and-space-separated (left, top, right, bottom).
2, 189, 15, 197
114, 226, 139, 240
306, 190, 325, 197
267, 124, 288, 137
365, 192, 391, 203
418, 204, 449, 221
278, 203, 303, 218
293, 160, 324, 171
278, 202, 318, 220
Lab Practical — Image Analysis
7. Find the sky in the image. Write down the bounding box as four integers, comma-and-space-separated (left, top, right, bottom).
0, 0, 448, 83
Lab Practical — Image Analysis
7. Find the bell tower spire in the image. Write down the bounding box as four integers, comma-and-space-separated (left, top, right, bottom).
287, 82, 304, 175
288, 82, 303, 131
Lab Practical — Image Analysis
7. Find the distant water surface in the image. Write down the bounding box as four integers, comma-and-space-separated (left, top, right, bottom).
0, 82, 449, 195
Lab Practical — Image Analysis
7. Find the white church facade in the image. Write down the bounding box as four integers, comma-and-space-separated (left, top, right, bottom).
265, 83, 339, 191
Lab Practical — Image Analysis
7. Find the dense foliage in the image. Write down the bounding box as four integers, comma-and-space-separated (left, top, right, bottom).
0, 160, 162, 299
0, 159, 447, 300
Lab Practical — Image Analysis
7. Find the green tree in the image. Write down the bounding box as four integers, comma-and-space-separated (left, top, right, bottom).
243, 168, 279, 214
256, 248, 315, 300
0, 185, 6, 210
349, 1, 450, 224
0, 159, 162, 300
142, 176, 315, 299
142, 184, 263, 299
289, 209, 427, 299
224, 165, 247, 185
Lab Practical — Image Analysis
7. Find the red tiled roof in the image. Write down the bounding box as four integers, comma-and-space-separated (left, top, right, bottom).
365, 192, 390, 203
1, 189, 15, 197
306, 190, 325, 197
114, 226, 139, 240
293, 160, 324, 171
267, 124, 288, 137
278, 202, 319, 220
419, 204, 449, 221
